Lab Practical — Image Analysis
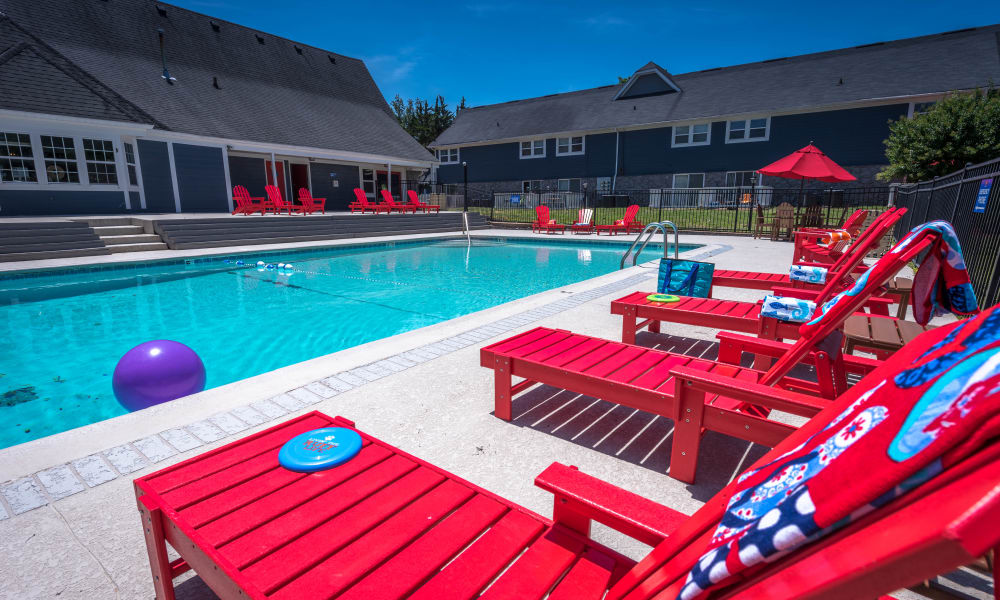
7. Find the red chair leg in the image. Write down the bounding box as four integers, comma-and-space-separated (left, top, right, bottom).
494, 355, 513, 421
138, 497, 177, 600
621, 306, 638, 345
670, 379, 705, 483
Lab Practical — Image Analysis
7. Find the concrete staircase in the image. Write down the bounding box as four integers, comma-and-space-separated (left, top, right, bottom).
0, 221, 111, 262
85, 218, 168, 253
153, 212, 490, 250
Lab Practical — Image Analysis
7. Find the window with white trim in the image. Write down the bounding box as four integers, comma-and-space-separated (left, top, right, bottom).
556, 136, 584, 156
522, 180, 542, 193
362, 168, 375, 196
0, 132, 37, 182
726, 117, 769, 143
519, 140, 545, 159
124, 142, 138, 186
725, 171, 759, 187
437, 148, 459, 163
82, 138, 117, 184
557, 178, 581, 192
41, 135, 80, 183
672, 173, 704, 188
910, 101, 936, 117
672, 123, 710, 147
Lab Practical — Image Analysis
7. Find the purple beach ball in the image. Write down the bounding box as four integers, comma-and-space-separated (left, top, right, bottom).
112, 340, 206, 411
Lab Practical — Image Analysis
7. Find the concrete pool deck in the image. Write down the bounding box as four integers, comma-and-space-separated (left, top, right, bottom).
0, 230, 967, 599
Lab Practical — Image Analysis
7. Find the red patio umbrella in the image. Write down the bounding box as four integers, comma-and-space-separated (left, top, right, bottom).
757, 143, 857, 211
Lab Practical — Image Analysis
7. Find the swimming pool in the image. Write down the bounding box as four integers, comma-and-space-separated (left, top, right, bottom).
0, 237, 699, 448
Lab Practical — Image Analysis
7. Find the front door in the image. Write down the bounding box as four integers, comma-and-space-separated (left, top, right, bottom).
290, 164, 309, 203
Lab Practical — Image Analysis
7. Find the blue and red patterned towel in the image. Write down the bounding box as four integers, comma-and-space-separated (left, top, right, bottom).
678, 304, 1000, 600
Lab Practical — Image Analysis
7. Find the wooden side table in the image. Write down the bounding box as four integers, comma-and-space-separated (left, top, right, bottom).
843, 314, 932, 359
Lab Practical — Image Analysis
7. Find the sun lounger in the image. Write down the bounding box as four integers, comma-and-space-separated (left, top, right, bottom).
571, 208, 595, 233
483, 224, 957, 482
407, 190, 441, 213
595, 204, 640, 235
350, 188, 390, 214
264, 185, 304, 215
380, 189, 417, 213
792, 208, 869, 263
296, 188, 325, 214
136, 307, 1000, 598
532, 205, 566, 234
231, 185, 266, 215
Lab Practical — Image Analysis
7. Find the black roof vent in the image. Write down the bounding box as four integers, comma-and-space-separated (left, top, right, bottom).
155, 5, 167, 16
210, 20, 220, 32
255, 34, 265, 44
294, 45, 303, 55
212, 76, 221, 89
328, 55, 337, 64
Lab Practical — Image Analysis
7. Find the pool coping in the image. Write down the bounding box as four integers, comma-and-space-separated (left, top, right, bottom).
0, 239, 729, 519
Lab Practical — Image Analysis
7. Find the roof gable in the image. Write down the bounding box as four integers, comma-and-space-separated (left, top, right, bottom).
614, 61, 681, 100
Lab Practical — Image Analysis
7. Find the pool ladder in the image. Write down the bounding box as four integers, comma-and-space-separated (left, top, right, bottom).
620, 221, 678, 269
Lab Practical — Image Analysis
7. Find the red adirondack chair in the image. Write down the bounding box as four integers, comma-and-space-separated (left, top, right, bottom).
596, 204, 640, 235
533, 205, 566, 234
135, 314, 1000, 599
296, 188, 326, 214
571, 208, 595, 233
711, 207, 905, 292
407, 189, 441, 213
350, 188, 390, 214
264, 185, 305, 215
231, 185, 266, 216
380, 189, 417, 213
792, 208, 869, 263
483, 226, 949, 482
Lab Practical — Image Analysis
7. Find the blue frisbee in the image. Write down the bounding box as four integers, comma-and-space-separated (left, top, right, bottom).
278, 427, 362, 472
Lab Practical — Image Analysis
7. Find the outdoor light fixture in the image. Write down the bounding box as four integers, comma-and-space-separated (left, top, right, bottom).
157, 29, 176, 83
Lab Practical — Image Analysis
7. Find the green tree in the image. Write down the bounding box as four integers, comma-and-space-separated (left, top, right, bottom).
878, 87, 1000, 182
390, 94, 465, 148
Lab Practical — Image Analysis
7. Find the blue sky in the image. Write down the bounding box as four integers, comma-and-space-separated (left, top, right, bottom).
172, 0, 1000, 109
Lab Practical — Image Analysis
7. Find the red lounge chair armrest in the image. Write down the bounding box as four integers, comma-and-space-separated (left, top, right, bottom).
717, 330, 799, 362
669, 365, 828, 417
843, 353, 881, 374
794, 230, 829, 243
535, 462, 686, 546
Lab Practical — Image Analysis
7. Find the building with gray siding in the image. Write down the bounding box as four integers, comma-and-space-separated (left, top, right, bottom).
431, 27, 1000, 194
0, 0, 434, 215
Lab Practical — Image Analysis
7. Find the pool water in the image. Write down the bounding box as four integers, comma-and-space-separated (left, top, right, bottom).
0, 237, 697, 448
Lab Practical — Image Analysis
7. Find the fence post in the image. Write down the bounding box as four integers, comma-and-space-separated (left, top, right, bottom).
490, 188, 495, 221
947, 164, 970, 223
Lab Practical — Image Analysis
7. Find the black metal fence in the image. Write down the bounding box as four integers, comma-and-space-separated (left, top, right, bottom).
410, 182, 889, 234
892, 156, 1000, 308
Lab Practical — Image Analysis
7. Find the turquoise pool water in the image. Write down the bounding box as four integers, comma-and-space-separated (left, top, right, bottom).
0, 237, 698, 448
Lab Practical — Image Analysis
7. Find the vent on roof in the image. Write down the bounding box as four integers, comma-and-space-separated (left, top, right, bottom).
255, 34, 265, 44
157, 28, 176, 83
294, 45, 303, 55
854, 41, 885, 49
210, 20, 220, 32
328, 55, 337, 64
155, 5, 167, 17
212, 76, 221, 89
941, 27, 977, 35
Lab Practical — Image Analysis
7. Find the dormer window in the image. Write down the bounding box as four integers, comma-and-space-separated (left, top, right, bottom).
672, 123, 711, 147
615, 62, 681, 100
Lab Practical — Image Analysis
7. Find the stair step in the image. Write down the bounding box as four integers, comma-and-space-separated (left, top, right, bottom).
78, 217, 136, 227
108, 242, 169, 253
93, 225, 144, 236
101, 234, 163, 245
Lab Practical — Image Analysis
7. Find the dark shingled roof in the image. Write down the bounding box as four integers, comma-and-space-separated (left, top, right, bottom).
0, 0, 433, 163
433, 25, 1000, 147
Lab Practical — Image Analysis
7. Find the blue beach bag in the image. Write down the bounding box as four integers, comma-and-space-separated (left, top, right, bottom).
657, 259, 715, 298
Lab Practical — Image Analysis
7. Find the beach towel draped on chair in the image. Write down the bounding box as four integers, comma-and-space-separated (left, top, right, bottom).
678, 303, 1000, 600
760, 295, 817, 323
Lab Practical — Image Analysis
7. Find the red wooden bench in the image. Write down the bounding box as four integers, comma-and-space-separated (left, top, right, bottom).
532, 205, 566, 234
380, 189, 417, 213
349, 188, 390, 214
407, 189, 441, 213
264, 185, 305, 215
595, 204, 640, 236
296, 188, 326, 214
232, 185, 267, 216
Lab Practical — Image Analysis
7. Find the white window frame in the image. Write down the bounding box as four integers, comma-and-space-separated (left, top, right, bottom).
725, 171, 762, 187
522, 179, 542, 193
671, 122, 711, 148
519, 139, 546, 159
672, 173, 705, 189
0, 131, 39, 183
437, 147, 460, 164
39, 134, 83, 184
555, 136, 585, 156
556, 178, 582, 192
361, 167, 376, 198
82, 137, 119, 185
725, 116, 770, 144
908, 101, 937, 118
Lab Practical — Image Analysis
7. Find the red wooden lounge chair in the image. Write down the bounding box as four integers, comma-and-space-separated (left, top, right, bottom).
571, 208, 595, 233
350, 188, 390, 214
792, 208, 868, 263
264, 185, 305, 215
611, 213, 922, 346
231, 185, 266, 216
135, 313, 1000, 598
711, 207, 905, 292
296, 188, 325, 215
407, 189, 441, 213
483, 226, 949, 482
596, 204, 640, 235
380, 189, 417, 213
532, 205, 566, 234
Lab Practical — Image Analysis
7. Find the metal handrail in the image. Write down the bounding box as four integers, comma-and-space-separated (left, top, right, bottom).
620, 221, 679, 269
